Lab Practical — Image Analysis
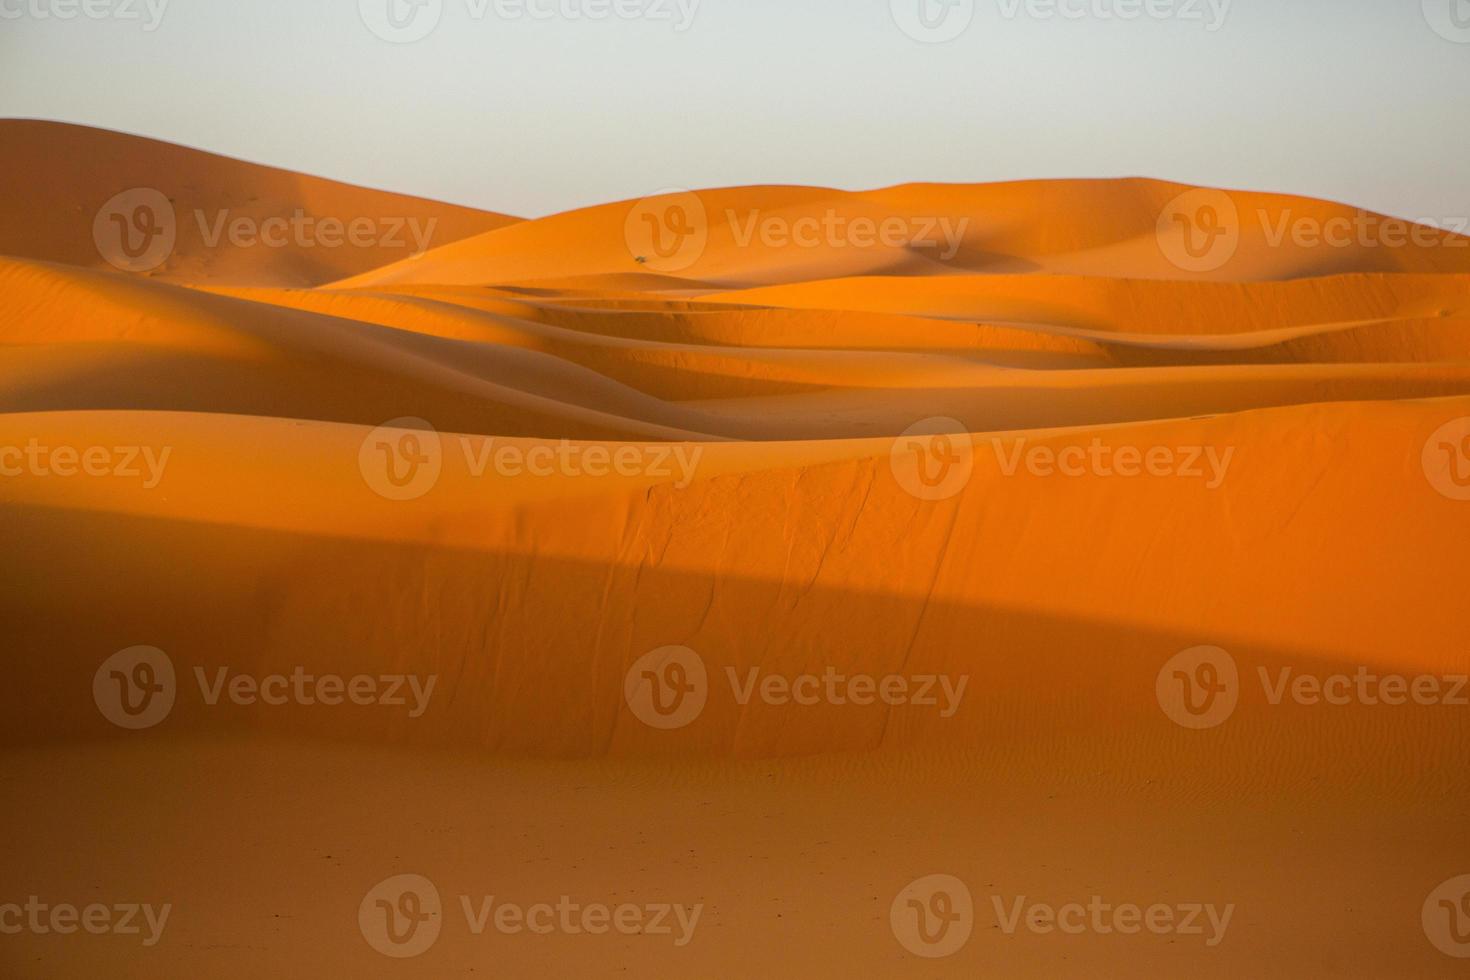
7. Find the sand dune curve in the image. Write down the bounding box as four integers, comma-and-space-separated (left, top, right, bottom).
3, 123, 1469, 978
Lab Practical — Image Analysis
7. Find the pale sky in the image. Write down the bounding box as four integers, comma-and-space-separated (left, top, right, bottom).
2, 0, 1468, 220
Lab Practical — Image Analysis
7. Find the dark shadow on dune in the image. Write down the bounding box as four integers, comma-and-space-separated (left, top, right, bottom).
2, 504, 1467, 802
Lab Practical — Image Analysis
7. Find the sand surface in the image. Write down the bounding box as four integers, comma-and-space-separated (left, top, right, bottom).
2, 123, 1468, 977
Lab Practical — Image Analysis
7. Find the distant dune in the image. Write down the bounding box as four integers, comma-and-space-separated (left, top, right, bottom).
0, 120, 519, 286
341, 179, 1470, 289
2, 123, 1467, 978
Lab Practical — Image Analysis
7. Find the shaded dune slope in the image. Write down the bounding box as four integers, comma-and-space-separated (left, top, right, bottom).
0, 119, 518, 286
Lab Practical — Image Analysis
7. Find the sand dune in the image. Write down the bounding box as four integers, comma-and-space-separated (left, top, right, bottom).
341, 180, 1470, 290
0, 120, 518, 286
3, 123, 1469, 977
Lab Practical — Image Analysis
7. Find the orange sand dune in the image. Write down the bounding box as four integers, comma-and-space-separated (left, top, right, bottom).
340, 180, 1470, 290
710, 271, 1470, 330
8, 257, 1470, 442
3, 128, 1469, 978
0, 120, 518, 286
335, 281, 1470, 367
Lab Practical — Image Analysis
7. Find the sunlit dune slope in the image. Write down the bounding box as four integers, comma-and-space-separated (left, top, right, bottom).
339, 179, 1470, 290
6, 256, 1470, 441
0, 119, 518, 286
5, 152, 1470, 977
2, 396, 1467, 773
5, 162, 1462, 764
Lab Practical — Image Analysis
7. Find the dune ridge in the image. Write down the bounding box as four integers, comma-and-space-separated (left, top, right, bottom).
3, 122, 1469, 978
0, 120, 519, 286
3, 123, 1468, 754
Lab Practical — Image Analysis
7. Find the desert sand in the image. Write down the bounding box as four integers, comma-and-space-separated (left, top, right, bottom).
1, 121, 1468, 978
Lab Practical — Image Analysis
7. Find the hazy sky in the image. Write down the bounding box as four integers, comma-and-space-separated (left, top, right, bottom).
2, 0, 1468, 219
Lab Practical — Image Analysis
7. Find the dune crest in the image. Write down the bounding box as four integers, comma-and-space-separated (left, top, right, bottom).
0, 119, 519, 286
